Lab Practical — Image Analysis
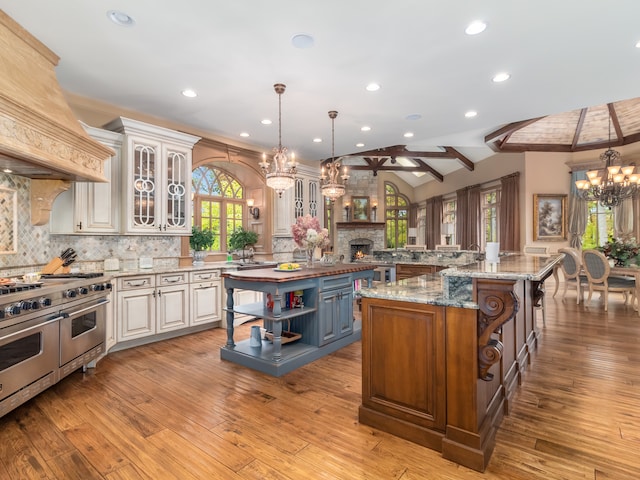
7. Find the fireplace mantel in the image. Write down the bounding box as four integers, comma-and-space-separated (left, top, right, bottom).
336, 222, 385, 229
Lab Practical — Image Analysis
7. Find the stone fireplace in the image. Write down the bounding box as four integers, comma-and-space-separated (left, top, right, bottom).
349, 238, 373, 262
335, 222, 385, 262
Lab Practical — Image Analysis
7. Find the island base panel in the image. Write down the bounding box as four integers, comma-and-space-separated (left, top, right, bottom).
358, 406, 444, 452
220, 330, 361, 377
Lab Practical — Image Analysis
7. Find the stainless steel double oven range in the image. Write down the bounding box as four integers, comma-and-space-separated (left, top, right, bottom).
0, 273, 111, 418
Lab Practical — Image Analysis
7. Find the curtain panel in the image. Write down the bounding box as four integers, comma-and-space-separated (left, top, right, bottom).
568, 171, 588, 249
425, 196, 443, 249
499, 172, 520, 251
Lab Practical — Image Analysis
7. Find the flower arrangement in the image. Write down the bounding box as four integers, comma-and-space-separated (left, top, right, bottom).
598, 237, 640, 267
292, 215, 330, 250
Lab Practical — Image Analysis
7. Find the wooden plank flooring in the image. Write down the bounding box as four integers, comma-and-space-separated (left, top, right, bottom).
1, 289, 640, 479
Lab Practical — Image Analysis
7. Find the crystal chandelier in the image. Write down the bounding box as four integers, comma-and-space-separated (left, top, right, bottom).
320, 110, 349, 202
575, 116, 639, 208
259, 83, 296, 197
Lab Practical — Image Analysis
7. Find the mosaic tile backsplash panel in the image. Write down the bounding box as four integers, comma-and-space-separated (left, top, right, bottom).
0, 173, 181, 276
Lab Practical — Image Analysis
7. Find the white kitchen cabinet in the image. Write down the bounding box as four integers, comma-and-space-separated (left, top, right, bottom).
273, 165, 321, 236
50, 124, 122, 234
156, 272, 190, 333
105, 289, 116, 352
190, 269, 222, 327
104, 117, 200, 235
116, 274, 156, 341
116, 272, 189, 342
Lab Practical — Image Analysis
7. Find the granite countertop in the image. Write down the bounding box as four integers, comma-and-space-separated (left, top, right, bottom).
105, 261, 277, 278
358, 273, 479, 309
440, 253, 563, 281
358, 253, 563, 309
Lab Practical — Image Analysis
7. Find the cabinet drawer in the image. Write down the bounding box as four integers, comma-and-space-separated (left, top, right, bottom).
190, 269, 221, 282
158, 272, 188, 286
118, 275, 156, 290
321, 275, 352, 290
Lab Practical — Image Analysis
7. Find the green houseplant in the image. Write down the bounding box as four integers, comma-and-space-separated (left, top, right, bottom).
190, 226, 215, 266
228, 227, 259, 261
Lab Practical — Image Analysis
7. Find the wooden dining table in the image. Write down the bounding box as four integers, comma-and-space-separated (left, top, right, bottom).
553, 260, 640, 315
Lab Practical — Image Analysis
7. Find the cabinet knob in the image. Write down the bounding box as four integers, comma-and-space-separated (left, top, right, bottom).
76, 221, 83, 230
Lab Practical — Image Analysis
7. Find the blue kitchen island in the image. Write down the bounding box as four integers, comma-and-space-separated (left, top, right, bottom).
221, 263, 375, 376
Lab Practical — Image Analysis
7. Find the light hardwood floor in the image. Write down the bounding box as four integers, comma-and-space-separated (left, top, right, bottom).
1, 287, 639, 479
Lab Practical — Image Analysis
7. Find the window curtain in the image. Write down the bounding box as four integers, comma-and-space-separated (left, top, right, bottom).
425, 196, 442, 249
499, 172, 520, 251
456, 188, 469, 248
568, 171, 588, 249
467, 185, 482, 248
614, 197, 634, 240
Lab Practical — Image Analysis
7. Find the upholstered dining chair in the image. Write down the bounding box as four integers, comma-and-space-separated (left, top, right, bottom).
581, 249, 636, 311
554, 247, 588, 304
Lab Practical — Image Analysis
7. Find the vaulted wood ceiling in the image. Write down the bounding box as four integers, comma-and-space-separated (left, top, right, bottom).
485, 98, 640, 153
325, 98, 640, 184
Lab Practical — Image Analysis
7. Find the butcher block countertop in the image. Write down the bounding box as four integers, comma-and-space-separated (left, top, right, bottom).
221, 263, 376, 282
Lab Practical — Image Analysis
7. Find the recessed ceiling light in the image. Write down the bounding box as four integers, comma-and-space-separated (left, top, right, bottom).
291, 33, 315, 49
107, 10, 135, 27
3, 168, 12, 173
636, 40, 640, 48
465, 110, 478, 118
492, 72, 511, 83
465, 21, 487, 35
313, 138, 322, 143
181, 89, 197, 98
361, 126, 371, 132
403, 132, 414, 138
240, 132, 250, 138
405, 114, 422, 121
261, 119, 272, 125
366, 83, 381, 92
356, 143, 365, 148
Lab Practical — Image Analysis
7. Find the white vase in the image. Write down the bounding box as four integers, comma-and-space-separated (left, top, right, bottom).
193, 250, 207, 266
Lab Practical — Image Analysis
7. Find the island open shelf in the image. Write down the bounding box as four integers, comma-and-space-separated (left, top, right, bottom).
220, 264, 375, 377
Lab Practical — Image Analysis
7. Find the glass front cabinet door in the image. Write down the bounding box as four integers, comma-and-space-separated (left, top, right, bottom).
106, 117, 200, 235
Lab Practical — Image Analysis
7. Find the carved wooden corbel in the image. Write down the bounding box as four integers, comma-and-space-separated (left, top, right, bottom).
476, 279, 519, 381
30, 179, 71, 225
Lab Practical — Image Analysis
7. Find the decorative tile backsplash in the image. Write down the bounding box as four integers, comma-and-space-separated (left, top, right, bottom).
0, 173, 181, 276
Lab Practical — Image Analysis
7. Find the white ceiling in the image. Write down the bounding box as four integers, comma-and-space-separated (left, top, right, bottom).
3, 1, 640, 187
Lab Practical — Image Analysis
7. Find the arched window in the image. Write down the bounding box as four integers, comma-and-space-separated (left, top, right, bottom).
192, 166, 244, 252
385, 182, 409, 248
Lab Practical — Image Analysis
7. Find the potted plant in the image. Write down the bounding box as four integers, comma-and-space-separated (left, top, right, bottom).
190, 226, 215, 266
228, 227, 259, 262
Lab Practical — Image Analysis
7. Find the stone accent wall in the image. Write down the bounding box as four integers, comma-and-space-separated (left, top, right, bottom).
0, 173, 180, 275
336, 223, 385, 262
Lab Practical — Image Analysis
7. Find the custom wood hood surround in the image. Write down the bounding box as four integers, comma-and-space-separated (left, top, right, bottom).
0, 10, 113, 225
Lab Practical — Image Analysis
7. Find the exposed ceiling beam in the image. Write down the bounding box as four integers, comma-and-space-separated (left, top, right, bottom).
348, 157, 445, 182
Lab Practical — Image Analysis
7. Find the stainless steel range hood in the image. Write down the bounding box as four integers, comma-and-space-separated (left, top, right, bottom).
0, 10, 113, 224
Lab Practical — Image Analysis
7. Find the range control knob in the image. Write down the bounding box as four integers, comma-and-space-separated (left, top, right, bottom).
77, 287, 89, 295
39, 297, 52, 307
90, 284, 105, 292
4, 304, 20, 316
105, 283, 113, 290
64, 289, 77, 298
19, 300, 34, 310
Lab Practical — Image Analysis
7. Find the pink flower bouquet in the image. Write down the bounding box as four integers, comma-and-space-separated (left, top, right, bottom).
292, 215, 330, 250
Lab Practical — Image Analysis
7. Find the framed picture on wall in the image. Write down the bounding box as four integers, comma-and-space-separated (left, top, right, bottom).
352, 196, 370, 222
533, 194, 567, 241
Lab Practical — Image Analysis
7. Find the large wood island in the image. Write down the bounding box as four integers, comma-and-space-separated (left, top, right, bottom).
357, 253, 562, 472
221, 264, 375, 377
